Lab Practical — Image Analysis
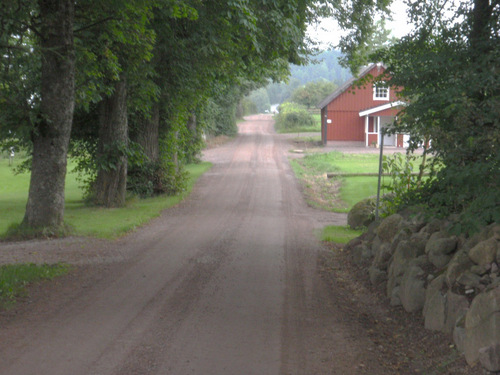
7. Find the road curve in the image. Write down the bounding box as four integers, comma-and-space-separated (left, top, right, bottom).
0, 115, 364, 375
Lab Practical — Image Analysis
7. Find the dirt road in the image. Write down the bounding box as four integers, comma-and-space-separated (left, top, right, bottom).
0, 115, 397, 374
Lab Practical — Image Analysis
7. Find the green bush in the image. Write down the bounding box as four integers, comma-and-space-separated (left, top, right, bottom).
127, 160, 188, 198
274, 102, 315, 131
239, 98, 258, 116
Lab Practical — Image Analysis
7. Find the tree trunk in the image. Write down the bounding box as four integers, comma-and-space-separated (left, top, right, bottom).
417, 135, 430, 187
185, 111, 198, 163
186, 111, 196, 136
135, 103, 160, 162
22, 0, 75, 230
94, 77, 128, 207
470, 0, 491, 53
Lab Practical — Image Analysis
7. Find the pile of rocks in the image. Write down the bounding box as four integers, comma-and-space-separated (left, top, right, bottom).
346, 213, 500, 372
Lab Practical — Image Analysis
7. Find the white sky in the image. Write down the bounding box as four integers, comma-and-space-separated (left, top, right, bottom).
307, 0, 413, 48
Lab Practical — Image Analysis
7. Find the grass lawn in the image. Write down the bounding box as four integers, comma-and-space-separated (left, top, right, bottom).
319, 225, 364, 244
328, 152, 382, 210
274, 124, 321, 134
291, 151, 419, 212
0, 157, 212, 239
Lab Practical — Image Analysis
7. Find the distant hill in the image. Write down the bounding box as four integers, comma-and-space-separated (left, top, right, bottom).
290, 50, 352, 85
266, 50, 351, 105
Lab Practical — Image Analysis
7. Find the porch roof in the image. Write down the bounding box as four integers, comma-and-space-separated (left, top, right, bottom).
359, 101, 406, 117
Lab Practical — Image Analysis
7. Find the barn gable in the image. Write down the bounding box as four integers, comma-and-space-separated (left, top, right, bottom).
319, 63, 405, 147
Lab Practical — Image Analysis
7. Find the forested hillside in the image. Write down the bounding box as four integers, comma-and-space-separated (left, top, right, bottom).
261, 50, 351, 107
290, 50, 351, 85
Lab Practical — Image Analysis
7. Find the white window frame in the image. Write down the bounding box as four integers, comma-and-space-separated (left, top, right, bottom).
373, 83, 389, 101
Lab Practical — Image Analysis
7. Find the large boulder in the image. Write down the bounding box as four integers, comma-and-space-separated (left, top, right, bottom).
364, 220, 381, 243
400, 264, 426, 313
421, 218, 444, 235
446, 292, 469, 334
369, 265, 387, 286
424, 275, 447, 331
469, 237, 499, 267
409, 231, 431, 254
454, 315, 467, 353
372, 242, 393, 270
464, 285, 500, 371
387, 239, 426, 300
350, 243, 372, 265
425, 232, 458, 268
446, 249, 475, 288
347, 198, 375, 229
376, 214, 404, 243
480, 223, 500, 242
423, 275, 469, 334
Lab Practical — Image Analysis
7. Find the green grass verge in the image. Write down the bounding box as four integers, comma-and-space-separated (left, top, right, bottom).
340, 176, 380, 210
292, 135, 322, 143
291, 151, 402, 212
320, 225, 363, 244
0, 159, 212, 239
0, 263, 71, 308
275, 124, 321, 134
291, 152, 380, 212
274, 112, 321, 134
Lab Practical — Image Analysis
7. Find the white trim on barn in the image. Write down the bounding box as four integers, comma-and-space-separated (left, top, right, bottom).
359, 101, 406, 117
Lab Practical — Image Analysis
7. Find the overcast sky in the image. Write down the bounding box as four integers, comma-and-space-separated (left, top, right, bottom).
307, 0, 413, 48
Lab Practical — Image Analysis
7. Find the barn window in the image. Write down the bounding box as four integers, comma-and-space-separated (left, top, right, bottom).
373, 83, 389, 101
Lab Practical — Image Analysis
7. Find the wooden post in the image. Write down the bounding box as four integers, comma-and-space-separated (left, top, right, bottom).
364, 116, 369, 147
376, 127, 385, 220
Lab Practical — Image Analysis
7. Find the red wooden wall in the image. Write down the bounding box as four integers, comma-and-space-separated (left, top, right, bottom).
325, 65, 400, 142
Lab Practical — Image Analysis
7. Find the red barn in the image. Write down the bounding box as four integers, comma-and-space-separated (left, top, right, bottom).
318, 63, 407, 147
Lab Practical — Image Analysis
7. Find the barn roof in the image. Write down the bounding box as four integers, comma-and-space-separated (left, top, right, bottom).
317, 63, 385, 110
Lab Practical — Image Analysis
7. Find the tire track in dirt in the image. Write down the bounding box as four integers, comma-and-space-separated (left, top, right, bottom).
0, 115, 369, 375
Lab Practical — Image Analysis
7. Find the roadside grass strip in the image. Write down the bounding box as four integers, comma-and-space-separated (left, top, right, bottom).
291, 151, 426, 212
0, 263, 71, 308
290, 151, 381, 212
275, 124, 321, 134
320, 225, 364, 244
0, 159, 212, 239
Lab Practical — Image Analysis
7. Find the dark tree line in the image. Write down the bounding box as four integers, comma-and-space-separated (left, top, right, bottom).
0, 0, 343, 235
3, 0, 494, 236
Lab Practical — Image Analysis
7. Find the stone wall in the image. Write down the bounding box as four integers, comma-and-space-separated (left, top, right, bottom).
346, 213, 500, 372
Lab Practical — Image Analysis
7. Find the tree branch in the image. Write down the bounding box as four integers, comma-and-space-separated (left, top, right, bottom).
0, 44, 31, 52
74, 17, 116, 34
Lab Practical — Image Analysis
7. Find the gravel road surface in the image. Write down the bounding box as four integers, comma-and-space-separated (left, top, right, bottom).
0, 115, 392, 374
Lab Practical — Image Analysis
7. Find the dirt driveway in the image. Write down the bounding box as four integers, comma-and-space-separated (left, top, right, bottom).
0, 115, 477, 374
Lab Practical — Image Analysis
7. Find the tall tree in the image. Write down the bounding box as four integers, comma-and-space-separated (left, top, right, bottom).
340, 0, 500, 232
23, 0, 75, 231
94, 76, 128, 207
291, 80, 337, 108
73, 0, 156, 206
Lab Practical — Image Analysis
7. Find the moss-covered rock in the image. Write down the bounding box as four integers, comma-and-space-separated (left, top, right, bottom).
347, 197, 376, 230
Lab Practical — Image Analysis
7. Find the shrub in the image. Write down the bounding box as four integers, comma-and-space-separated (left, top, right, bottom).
127, 160, 188, 198
274, 102, 315, 131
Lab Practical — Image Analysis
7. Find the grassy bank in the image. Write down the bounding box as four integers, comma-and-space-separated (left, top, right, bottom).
290, 152, 379, 212
0, 158, 212, 239
0, 263, 71, 308
291, 151, 402, 212
319, 225, 364, 244
274, 122, 321, 134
